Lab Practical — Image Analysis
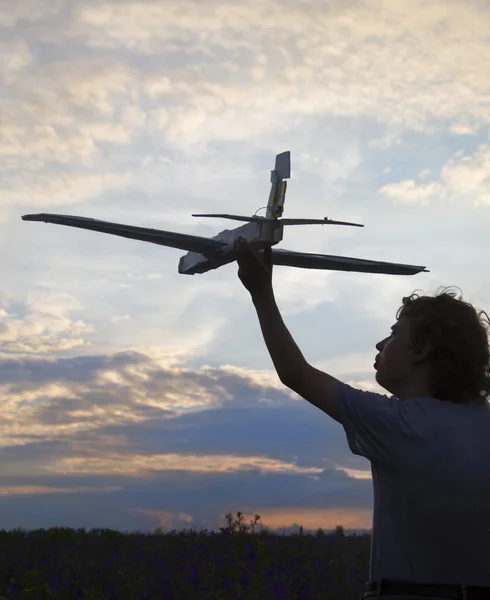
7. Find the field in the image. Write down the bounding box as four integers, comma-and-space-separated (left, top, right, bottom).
0, 514, 370, 599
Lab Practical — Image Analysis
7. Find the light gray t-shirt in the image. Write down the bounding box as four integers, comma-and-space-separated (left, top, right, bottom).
335, 381, 490, 586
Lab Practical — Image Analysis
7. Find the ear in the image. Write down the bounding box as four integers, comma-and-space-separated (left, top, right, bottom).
412, 338, 431, 364
406, 319, 431, 364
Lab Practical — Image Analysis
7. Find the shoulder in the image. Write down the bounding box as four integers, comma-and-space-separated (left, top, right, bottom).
333, 381, 416, 465
334, 380, 398, 417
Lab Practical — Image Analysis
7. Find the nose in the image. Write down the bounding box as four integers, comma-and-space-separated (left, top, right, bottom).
376, 338, 386, 352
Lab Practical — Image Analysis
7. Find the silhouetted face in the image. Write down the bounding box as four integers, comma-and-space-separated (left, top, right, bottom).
374, 315, 416, 396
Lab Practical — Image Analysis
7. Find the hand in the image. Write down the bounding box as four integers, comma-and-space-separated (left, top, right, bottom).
234, 238, 273, 297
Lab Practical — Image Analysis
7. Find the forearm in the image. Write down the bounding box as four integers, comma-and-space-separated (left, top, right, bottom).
251, 287, 308, 384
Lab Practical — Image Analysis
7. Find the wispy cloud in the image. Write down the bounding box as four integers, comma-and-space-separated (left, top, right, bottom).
0, 291, 93, 354
380, 139, 490, 206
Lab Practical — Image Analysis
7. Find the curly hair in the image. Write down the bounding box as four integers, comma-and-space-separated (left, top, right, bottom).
396, 287, 490, 406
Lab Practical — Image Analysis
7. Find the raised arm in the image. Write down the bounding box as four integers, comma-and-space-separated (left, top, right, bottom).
234, 239, 342, 423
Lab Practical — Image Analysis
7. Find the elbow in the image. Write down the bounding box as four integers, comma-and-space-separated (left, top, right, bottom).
278, 363, 308, 389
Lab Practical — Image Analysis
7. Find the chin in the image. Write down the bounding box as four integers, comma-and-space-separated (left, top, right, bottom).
375, 370, 389, 392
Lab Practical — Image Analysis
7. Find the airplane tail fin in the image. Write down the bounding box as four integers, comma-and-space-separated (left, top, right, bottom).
266, 151, 290, 219
192, 152, 364, 228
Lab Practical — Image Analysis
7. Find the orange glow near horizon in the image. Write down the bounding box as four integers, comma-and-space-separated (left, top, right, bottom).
236, 507, 373, 531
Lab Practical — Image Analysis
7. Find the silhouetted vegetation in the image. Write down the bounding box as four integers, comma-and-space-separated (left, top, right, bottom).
0, 512, 370, 599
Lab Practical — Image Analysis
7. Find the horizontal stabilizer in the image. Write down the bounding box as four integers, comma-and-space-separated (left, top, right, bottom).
192, 214, 265, 223
280, 218, 364, 227
193, 214, 364, 227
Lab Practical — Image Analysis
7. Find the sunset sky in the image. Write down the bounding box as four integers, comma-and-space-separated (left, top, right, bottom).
1, 0, 490, 534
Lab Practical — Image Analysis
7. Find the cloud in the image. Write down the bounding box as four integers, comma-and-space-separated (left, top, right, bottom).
111, 314, 131, 323
368, 132, 403, 150
20, 60, 136, 119
449, 124, 478, 136
0, 348, 375, 531
0, 119, 96, 167
2, 0, 489, 172
80, 122, 130, 144
3, 0, 489, 240
0, 347, 375, 468
2, 170, 133, 212
0, 484, 122, 497
272, 269, 338, 315
439, 143, 490, 206
72, 0, 490, 136
0, 0, 62, 28
379, 179, 443, 205
0, 38, 32, 78
0, 350, 279, 441
0, 291, 93, 354
379, 141, 490, 206
46, 452, 323, 477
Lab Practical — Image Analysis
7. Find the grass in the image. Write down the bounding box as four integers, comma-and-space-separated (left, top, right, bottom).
0, 513, 370, 599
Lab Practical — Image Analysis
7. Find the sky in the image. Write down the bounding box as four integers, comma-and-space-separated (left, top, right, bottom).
1, 0, 490, 535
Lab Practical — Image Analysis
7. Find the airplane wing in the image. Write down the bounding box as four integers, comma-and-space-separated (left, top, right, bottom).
21, 213, 226, 255
271, 248, 428, 276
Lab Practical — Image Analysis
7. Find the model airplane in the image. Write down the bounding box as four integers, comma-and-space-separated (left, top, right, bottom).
22, 151, 428, 276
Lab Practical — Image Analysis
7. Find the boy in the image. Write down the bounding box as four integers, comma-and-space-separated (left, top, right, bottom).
235, 240, 490, 600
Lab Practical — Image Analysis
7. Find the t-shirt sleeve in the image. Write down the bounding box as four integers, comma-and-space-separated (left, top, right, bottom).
334, 380, 410, 466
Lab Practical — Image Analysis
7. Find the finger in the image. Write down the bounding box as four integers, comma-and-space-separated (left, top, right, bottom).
235, 241, 254, 270
237, 240, 260, 262
234, 237, 250, 255
248, 244, 266, 265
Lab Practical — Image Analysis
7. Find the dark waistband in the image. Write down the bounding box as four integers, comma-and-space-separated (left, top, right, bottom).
362, 579, 490, 600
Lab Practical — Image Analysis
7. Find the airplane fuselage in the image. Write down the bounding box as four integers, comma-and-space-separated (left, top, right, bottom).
178, 219, 283, 275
